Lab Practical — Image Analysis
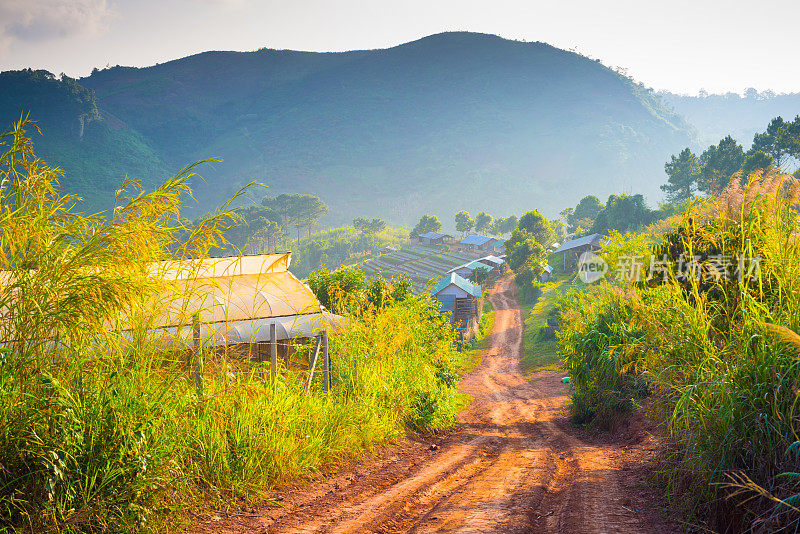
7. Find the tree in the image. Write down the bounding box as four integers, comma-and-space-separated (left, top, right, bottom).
752, 117, 793, 166
518, 210, 554, 247
352, 217, 369, 234
491, 216, 506, 235
367, 218, 386, 234
262, 193, 328, 243
662, 148, 700, 204
504, 228, 545, 272
411, 215, 441, 237
454, 211, 474, 235
568, 196, 602, 231
698, 135, 744, 193
560, 207, 574, 225
550, 218, 566, 242
591, 194, 655, 234
248, 219, 286, 252
475, 212, 493, 234
741, 150, 774, 178
353, 217, 386, 236
502, 215, 518, 235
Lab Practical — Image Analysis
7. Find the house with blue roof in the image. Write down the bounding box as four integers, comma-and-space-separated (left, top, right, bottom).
553, 233, 605, 269
430, 273, 483, 339
456, 234, 497, 254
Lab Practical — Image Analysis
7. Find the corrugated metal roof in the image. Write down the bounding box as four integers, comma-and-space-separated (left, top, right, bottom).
459, 235, 496, 246
430, 273, 482, 298
447, 260, 488, 274
478, 255, 505, 266
552, 233, 605, 254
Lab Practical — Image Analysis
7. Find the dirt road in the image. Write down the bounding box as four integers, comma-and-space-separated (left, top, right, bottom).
196, 275, 675, 533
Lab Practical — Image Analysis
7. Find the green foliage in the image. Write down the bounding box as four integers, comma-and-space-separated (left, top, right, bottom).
558, 286, 647, 426
474, 212, 492, 234
742, 150, 774, 178
505, 227, 546, 304
698, 135, 745, 193
550, 218, 566, 242
306, 265, 412, 314
751, 116, 800, 166
662, 147, 700, 203
591, 193, 656, 234
0, 121, 469, 532
353, 217, 387, 236
558, 171, 800, 528
661, 115, 800, 204
243, 223, 407, 279
411, 215, 442, 237
568, 195, 603, 231
454, 211, 474, 235
0, 119, 236, 532
261, 193, 328, 241
517, 210, 554, 247
0, 70, 169, 212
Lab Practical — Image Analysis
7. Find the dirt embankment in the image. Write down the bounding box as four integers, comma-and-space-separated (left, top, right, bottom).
193, 275, 676, 534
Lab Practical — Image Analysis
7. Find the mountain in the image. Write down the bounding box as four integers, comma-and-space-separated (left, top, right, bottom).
0, 69, 169, 209
3, 33, 695, 224
661, 91, 800, 148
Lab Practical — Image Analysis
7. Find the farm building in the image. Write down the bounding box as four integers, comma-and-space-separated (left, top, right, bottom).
447, 260, 490, 279
477, 255, 505, 271
143, 253, 341, 355
552, 233, 605, 269
456, 235, 497, 254
379, 246, 397, 255
539, 263, 554, 282
491, 240, 506, 255
430, 273, 483, 339
415, 232, 454, 245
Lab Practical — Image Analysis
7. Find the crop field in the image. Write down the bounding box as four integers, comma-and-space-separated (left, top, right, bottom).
359, 244, 476, 292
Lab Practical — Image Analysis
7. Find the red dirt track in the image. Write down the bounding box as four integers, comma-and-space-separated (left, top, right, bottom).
194, 275, 676, 533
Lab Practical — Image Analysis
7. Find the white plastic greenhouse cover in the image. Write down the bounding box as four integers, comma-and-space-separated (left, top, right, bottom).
0, 253, 343, 349
144, 253, 343, 347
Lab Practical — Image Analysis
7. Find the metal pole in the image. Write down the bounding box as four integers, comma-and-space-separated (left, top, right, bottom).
322, 330, 330, 392
193, 313, 203, 399
270, 322, 277, 384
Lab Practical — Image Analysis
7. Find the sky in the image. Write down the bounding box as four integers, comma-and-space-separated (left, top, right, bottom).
0, 0, 798, 95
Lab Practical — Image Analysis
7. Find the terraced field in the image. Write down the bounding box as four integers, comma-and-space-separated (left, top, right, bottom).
360, 244, 476, 292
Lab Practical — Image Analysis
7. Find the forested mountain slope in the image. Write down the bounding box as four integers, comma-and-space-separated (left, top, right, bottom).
0, 69, 168, 210
3, 33, 695, 221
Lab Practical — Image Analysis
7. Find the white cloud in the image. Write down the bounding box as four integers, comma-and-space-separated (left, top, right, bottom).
0, 0, 114, 43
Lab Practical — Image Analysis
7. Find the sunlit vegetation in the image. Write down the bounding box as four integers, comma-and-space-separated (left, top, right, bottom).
0, 122, 469, 532
557, 170, 800, 529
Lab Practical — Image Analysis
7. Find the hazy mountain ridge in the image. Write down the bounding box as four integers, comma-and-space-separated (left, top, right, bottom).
661, 91, 800, 148
4, 32, 697, 222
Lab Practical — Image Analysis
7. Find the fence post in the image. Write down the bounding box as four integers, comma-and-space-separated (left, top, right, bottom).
192, 313, 203, 399
270, 322, 277, 384
305, 336, 323, 394
323, 330, 330, 392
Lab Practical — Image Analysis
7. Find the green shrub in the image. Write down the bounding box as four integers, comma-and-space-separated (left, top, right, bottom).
557, 171, 800, 528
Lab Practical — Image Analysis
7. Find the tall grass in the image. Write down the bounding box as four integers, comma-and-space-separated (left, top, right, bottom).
558, 170, 800, 529
0, 121, 469, 532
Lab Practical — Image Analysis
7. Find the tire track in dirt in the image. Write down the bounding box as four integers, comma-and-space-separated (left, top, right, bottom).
194, 274, 675, 534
